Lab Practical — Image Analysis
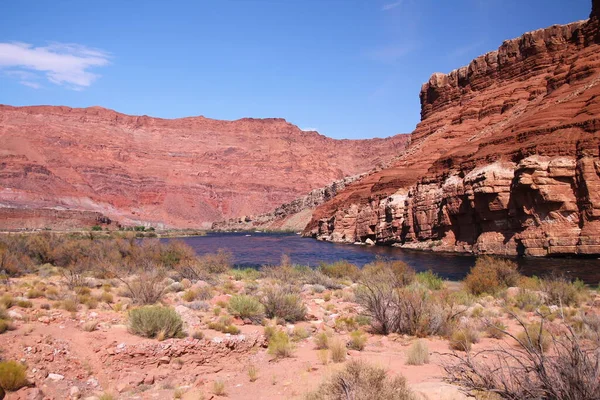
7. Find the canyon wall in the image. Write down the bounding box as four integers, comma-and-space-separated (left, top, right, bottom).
305, 1, 600, 256
0, 106, 408, 230
211, 174, 366, 232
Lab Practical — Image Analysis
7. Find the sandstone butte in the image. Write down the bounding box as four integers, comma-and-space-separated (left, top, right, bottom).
0, 105, 408, 230
304, 0, 600, 257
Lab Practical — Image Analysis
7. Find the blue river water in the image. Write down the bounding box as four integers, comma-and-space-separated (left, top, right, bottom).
168, 232, 600, 284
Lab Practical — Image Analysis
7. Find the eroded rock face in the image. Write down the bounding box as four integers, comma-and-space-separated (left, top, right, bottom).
305, 1, 600, 256
0, 106, 408, 229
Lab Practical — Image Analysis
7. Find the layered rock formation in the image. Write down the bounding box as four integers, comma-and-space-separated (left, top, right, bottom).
305, 1, 600, 256
0, 105, 408, 229
211, 174, 366, 232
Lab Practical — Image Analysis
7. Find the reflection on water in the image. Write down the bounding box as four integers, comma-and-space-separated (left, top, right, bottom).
169, 232, 600, 284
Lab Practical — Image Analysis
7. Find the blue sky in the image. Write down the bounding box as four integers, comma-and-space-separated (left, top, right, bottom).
0, 0, 592, 139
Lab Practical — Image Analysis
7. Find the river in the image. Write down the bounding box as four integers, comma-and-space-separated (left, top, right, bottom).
168, 232, 600, 284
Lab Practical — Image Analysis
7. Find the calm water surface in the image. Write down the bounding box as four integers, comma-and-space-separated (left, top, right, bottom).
169, 233, 600, 284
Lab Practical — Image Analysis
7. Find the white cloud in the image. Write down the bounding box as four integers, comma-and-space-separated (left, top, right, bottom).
382, 1, 403, 11
0, 42, 110, 90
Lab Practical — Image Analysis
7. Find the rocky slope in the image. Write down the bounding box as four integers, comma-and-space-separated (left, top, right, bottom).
0, 105, 408, 229
305, 1, 600, 256
211, 174, 367, 232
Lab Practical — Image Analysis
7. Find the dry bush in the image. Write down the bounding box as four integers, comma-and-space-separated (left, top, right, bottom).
518, 322, 551, 352
306, 359, 413, 400
513, 288, 542, 311
415, 270, 444, 291
450, 326, 480, 352
357, 267, 458, 336
198, 249, 233, 274
268, 330, 294, 359
464, 256, 520, 296
318, 261, 361, 281
314, 331, 330, 350
128, 306, 184, 339
540, 276, 584, 307
405, 340, 430, 365
444, 315, 600, 400
260, 285, 306, 322
329, 339, 347, 362
348, 330, 368, 351
484, 318, 507, 339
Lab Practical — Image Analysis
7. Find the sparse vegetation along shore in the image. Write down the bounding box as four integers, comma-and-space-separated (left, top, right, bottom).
0, 232, 599, 399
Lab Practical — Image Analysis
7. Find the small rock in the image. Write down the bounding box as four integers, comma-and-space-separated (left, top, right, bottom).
86, 377, 99, 387
158, 356, 170, 365
8, 310, 23, 320
38, 316, 51, 324
47, 373, 65, 381
143, 374, 155, 385
70, 386, 81, 399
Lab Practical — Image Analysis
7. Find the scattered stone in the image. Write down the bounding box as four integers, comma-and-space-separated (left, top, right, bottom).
47, 373, 65, 381
70, 386, 81, 399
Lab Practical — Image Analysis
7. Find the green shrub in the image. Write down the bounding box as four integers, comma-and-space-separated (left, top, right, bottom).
0, 295, 15, 309
318, 261, 361, 281
0, 360, 28, 391
465, 256, 520, 296
514, 288, 542, 311
348, 330, 368, 351
128, 306, 184, 339
26, 288, 44, 299
416, 270, 444, 290
405, 340, 429, 365
305, 360, 413, 400
228, 295, 264, 323
260, 285, 306, 322
17, 300, 33, 308
291, 326, 310, 342
314, 331, 330, 349
267, 330, 294, 359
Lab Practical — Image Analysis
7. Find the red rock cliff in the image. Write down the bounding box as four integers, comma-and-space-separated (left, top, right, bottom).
305, 1, 600, 256
0, 106, 408, 229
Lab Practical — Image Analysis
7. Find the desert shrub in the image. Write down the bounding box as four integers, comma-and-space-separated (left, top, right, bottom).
198, 250, 233, 274
261, 263, 302, 282
348, 330, 368, 351
355, 261, 411, 334
260, 285, 306, 322
330, 339, 347, 362
185, 301, 210, 311
292, 326, 310, 341
268, 330, 294, 358
184, 329, 200, 341
415, 270, 444, 291
17, 300, 32, 308
303, 270, 342, 289
159, 240, 196, 268
99, 292, 114, 303
248, 364, 259, 382
194, 285, 213, 300
26, 288, 44, 299
450, 326, 480, 352
540, 276, 584, 307
367, 285, 454, 337
128, 306, 184, 339
405, 340, 429, 365
0, 295, 15, 309
82, 321, 98, 332
514, 288, 542, 311
61, 298, 78, 312
228, 295, 264, 322
0, 319, 10, 334
518, 322, 551, 352
213, 380, 226, 396
121, 269, 167, 305
306, 360, 413, 400
335, 316, 358, 332
485, 318, 507, 339
318, 261, 361, 281
464, 256, 520, 296
314, 331, 330, 349
445, 318, 600, 400
0, 360, 28, 391
208, 316, 240, 334
182, 289, 198, 302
